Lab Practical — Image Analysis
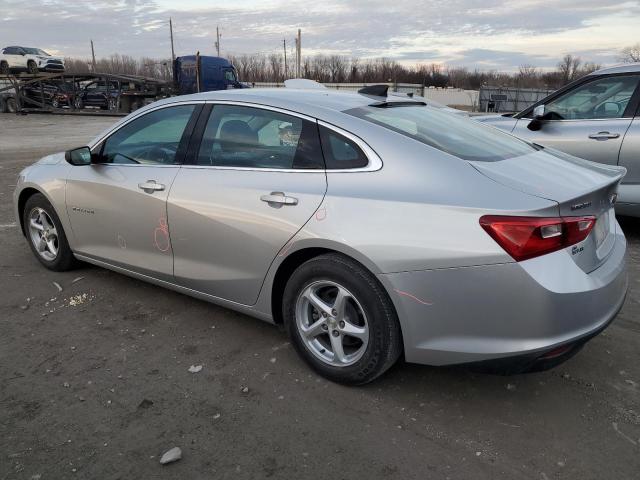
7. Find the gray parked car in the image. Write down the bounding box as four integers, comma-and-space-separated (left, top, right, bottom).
476, 63, 640, 216
14, 85, 627, 384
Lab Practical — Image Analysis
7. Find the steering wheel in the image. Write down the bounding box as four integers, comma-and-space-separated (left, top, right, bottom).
142, 146, 173, 164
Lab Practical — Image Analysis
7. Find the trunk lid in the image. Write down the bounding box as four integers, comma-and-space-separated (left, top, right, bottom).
470, 147, 625, 272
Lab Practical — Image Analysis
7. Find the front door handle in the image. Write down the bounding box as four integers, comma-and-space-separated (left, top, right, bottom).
138, 180, 165, 193
260, 191, 298, 207
588, 131, 620, 140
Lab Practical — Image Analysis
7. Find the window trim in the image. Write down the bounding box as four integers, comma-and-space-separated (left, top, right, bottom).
89, 101, 204, 167
180, 100, 383, 173
317, 120, 382, 172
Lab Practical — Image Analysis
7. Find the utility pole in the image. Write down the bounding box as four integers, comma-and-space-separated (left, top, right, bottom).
283, 38, 287, 80
169, 18, 175, 62
296, 29, 301, 77
90, 39, 96, 72
215, 26, 221, 56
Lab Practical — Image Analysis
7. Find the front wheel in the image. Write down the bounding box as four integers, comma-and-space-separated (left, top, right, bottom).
283, 253, 403, 385
23, 193, 78, 271
27, 61, 38, 74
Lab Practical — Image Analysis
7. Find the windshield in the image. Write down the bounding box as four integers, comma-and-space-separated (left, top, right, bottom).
23, 47, 50, 56
345, 104, 537, 162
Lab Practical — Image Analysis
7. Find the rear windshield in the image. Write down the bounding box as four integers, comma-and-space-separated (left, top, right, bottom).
345, 105, 537, 162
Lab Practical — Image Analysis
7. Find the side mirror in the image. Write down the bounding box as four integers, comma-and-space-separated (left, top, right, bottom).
65, 146, 92, 166
527, 104, 546, 131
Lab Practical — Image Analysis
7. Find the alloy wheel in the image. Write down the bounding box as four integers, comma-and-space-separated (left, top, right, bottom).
28, 207, 59, 261
295, 280, 369, 367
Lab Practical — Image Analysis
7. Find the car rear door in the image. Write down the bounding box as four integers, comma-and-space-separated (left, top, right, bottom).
65, 102, 201, 280
511, 74, 640, 166
168, 102, 327, 305
4, 47, 27, 69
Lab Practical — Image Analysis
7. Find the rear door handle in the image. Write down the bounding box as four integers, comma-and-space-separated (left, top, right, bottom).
260, 191, 298, 207
138, 180, 165, 193
588, 131, 620, 140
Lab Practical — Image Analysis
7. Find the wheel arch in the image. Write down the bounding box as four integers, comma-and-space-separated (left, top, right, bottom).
17, 187, 50, 235
268, 241, 390, 326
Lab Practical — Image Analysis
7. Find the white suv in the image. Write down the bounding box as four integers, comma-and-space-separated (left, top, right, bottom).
0, 46, 65, 74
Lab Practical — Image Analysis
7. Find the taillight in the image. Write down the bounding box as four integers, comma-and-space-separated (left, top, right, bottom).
479, 215, 595, 261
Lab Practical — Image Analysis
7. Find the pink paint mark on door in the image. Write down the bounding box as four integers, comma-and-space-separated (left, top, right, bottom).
394, 289, 433, 306
154, 217, 170, 253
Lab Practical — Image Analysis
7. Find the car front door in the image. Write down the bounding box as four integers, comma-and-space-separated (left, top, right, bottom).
168, 103, 327, 305
84, 82, 104, 106
65, 103, 201, 280
511, 74, 640, 166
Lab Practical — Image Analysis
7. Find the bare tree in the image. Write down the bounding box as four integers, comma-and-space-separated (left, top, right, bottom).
619, 44, 640, 63
61, 51, 604, 89
557, 54, 582, 85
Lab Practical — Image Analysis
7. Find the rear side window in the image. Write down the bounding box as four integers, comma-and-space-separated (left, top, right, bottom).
196, 104, 324, 169
319, 126, 369, 169
345, 105, 536, 162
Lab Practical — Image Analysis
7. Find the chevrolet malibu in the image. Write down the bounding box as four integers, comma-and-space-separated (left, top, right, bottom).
14, 83, 628, 384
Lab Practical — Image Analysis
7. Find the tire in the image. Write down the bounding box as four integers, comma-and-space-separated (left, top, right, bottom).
27, 61, 38, 74
0, 61, 9, 74
5, 96, 17, 113
23, 193, 78, 271
73, 96, 83, 110
283, 253, 402, 385
107, 97, 119, 112
51, 97, 59, 109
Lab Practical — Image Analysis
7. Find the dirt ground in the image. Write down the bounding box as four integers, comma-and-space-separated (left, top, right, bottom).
1, 113, 639, 479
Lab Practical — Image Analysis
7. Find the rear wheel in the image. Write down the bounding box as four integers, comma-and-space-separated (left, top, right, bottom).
0, 61, 9, 74
27, 61, 38, 74
283, 253, 402, 385
23, 193, 78, 271
73, 96, 83, 110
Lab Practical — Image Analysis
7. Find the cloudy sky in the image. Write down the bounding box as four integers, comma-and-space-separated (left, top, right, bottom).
1, 0, 638, 70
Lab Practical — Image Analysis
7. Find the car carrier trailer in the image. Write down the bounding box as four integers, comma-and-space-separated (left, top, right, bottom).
0, 71, 172, 115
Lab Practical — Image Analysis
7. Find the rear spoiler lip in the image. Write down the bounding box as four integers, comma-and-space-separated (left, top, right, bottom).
468, 158, 626, 212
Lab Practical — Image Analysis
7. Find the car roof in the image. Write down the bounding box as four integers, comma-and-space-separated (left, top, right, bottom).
156, 87, 426, 118
589, 63, 640, 75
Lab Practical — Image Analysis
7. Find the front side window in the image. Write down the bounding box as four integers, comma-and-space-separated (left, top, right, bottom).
346, 104, 536, 162
224, 69, 237, 82
196, 105, 324, 169
545, 75, 640, 120
100, 105, 195, 165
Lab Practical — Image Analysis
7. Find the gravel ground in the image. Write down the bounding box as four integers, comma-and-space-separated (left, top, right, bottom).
1, 113, 639, 479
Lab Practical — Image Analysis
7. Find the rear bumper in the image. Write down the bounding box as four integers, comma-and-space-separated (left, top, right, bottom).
380, 223, 627, 366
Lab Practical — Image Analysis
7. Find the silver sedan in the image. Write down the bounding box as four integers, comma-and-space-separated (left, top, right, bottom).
13, 84, 628, 384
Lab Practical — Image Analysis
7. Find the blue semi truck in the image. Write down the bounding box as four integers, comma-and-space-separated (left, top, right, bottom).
173, 55, 245, 95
